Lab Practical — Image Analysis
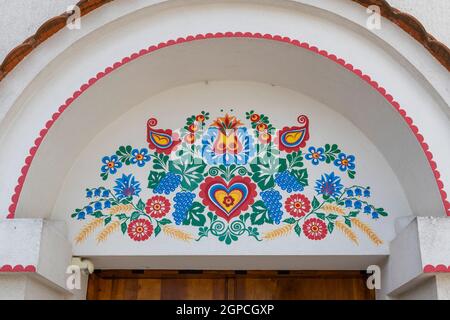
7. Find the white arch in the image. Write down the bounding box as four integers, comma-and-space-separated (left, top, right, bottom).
0, 0, 448, 222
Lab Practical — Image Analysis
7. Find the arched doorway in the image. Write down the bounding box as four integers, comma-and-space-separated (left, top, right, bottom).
1, 1, 448, 300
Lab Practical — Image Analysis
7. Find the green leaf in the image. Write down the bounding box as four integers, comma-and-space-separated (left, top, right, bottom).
316, 213, 326, 220
347, 170, 356, 179
348, 211, 359, 217
240, 212, 250, 223
247, 226, 260, 238
93, 211, 103, 218
130, 211, 140, 221
158, 218, 172, 225
326, 214, 338, 221
198, 227, 209, 238
294, 224, 302, 237
287, 151, 304, 170
207, 211, 217, 222
116, 213, 127, 220
283, 217, 297, 224
137, 199, 146, 211
183, 202, 206, 226
376, 208, 389, 217
169, 161, 206, 191
104, 216, 112, 225
148, 171, 166, 189
153, 153, 169, 171
120, 222, 128, 234
324, 144, 341, 163
312, 197, 320, 210
154, 225, 161, 237
250, 200, 273, 225
250, 157, 287, 191
344, 217, 352, 228
291, 168, 308, 187
100, 172, 108, 181
327, 223, 334, 234
116, 145, 133, 165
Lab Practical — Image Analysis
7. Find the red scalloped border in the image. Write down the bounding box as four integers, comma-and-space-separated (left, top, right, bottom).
5, 32, 449, 219
423, 264, 450, 273
0, 264, 36, 272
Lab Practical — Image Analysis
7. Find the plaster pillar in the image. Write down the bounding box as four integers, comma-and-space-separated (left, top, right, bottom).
0, 219, 86, 299
378, 217, 450, 300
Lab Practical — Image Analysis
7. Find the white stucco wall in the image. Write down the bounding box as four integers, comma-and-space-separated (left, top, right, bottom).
387, 0, 450, 46
0, 0, 76, 62
0, 0, 448, 63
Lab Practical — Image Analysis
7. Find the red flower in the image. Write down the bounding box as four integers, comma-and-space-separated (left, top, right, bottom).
185, 133, 195, 144
256, 123, 268, 132
259, 132, 272, 144
127, 219, 153, 241
145, 196, 170, 218
222, 195, 235, 208
250, 114, 260, 122
188, 124, 198, 133
285, 194, 311, 217
196, 114, 205, 122
303, 218, 327, 240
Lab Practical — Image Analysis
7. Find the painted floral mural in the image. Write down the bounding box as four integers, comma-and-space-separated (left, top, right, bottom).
73, 111, 387, 246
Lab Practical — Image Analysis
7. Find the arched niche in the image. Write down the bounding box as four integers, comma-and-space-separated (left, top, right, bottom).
0, 1, 448, 268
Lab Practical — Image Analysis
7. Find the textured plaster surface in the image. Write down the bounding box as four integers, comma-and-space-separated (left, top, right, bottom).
0, 0, 449, 62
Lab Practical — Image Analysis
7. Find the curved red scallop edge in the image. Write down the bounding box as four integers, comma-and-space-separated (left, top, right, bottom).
6, 32, 449, 219
0, 264, 37, 272
423, 264, 450, 273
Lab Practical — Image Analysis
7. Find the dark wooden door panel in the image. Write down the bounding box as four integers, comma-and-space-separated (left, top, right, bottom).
87, 270, 374, 300
234, 277, 372, 300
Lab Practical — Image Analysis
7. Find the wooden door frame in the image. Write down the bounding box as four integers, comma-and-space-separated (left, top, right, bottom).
88, 270, 375, 300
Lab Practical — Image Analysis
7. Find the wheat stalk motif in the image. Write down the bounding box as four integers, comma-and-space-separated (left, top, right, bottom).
262, 224, 294, 240
351, 218, 383, 246
74, 218, 103, 244
322, 204, 346, 215
163, 225, 194, 242
107, 204, 134, 214
96, 221, 120, 243
335, 220, 359, 245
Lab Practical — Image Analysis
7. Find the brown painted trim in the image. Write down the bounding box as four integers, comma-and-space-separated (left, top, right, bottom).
0, 0, 113, 81
352, 0, 450, 71
0, 0, 448, 82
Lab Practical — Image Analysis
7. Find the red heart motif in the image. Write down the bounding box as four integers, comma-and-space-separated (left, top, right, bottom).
199, 176, 257, 222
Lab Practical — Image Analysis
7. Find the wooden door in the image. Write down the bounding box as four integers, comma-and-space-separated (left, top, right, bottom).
87, 270, 374, 300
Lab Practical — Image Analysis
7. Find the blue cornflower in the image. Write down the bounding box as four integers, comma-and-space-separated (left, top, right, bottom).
113, 174, 141, 199
315, 172, 344, 198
